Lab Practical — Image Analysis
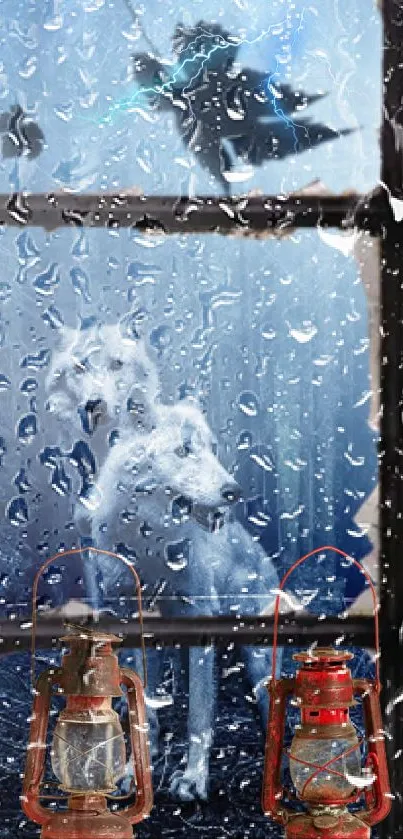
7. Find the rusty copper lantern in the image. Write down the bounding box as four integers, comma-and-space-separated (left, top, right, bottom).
262, 546, 391, 839
22, 547, 153, 839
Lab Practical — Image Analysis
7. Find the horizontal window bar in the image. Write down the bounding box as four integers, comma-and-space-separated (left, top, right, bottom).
0, 615, 378, 655
0, 189, 388, 234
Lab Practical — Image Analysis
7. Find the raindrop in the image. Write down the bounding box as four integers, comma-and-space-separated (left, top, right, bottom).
33, 262, 61, 296
21, 349, 50, 370
288, 321, 318, 344
165, 539, 190, 571
238, 391, 259, 417
150, 325, 173, 353
17, 413, 37, 444
262, 325, 276, 340
249, 447, 273, 472
6, 496, 29, 526
42, 305, 64, 329
0, 282, 12, 302
70, 267, 91, 302
140, 521, 153, 538
172, 495, 192, 523
14, 468, 31, 492
0, 374, 11, 392
20, 377, 38, 394
40, 445, 63, 468
54, 102, 74, 122
69, 441, 96, 478
72, 230, 89, 259
127, 261, 161, 285
237, 431, 252, 450
119, 309, 147, 340
51, 464, 72, 496
16, 231, 40, 263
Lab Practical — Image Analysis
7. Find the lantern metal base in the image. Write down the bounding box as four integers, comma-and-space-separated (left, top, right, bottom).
285, 810, 370, 839
40, 795, 135, 839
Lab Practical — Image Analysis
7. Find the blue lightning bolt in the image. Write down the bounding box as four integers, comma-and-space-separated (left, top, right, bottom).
265, 9, 309, 153
93, 16, 306, 130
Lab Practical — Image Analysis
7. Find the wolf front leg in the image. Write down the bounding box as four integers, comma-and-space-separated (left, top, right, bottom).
169, 644, 215, 801
241, 644, 283, 729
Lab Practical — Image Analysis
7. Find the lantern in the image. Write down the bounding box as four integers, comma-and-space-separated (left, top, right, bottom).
22, 547, 153, 839
262, 546, 391, 839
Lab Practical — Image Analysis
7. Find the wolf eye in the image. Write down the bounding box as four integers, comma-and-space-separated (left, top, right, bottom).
175, 442, 192, 458
110, 358, 123, 371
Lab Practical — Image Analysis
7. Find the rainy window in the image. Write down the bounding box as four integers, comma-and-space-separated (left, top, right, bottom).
0, 1, 384, 835
0, 0, 380, 195
0, 227, 379, 618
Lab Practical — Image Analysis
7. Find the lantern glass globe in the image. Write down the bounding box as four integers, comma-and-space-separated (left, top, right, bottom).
51, 703, 127, 793
289, 730, 362, 802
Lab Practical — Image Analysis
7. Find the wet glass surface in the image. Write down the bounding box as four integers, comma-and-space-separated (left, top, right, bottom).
0, 0, 381, 195
0, 228, 379, 620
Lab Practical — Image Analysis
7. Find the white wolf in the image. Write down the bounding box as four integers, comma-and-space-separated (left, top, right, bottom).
80, 395, 282, 800
46, 322, 289, 800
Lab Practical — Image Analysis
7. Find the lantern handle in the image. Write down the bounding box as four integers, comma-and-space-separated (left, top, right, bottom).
30, 547, 148, 691
271, 545, 380, 689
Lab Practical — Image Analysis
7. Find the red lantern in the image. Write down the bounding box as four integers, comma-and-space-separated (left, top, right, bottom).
262, 546, 391, 839
22, 548, 153, 839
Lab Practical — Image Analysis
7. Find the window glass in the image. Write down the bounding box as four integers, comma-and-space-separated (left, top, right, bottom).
0, 0, 381, 195
0, 228, 379, 619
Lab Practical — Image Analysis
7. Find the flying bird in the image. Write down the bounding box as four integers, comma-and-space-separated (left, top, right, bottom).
0, 104, 45, 160
132, 21, 354, 193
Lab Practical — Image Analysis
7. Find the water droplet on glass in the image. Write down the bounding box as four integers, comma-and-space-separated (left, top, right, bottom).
127, 261, 161, 285
288, 321, 318, 344
70, 267, 91, 302
140, 521, 153, 538
17, 413, 37, 444
20, 377, 38, 394
21, 349, 50, 370
150, 325, 173, 353
0, 374, 11, 392
33, 263, 61, 296
250, 446, 273, 472
16, 231, 40, 264
14, 468, 31, 492
172, 495, 192, 523
0, 282, 12, 302
51, 464, 72, 496
238, 391, 259, 417
6, 497, 29, 526
165, 539, 190, 571
42, 305, 64, 329
72, 230, 89, 259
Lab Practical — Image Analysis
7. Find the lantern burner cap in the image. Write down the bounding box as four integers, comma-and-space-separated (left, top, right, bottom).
293, 647, 354, 665
61, 622, 123, 645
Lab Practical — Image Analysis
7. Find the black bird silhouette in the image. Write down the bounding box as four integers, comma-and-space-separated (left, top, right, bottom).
0, 104, 45, 160
132, 21, 354, 193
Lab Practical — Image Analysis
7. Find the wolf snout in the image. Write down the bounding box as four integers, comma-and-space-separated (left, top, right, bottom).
221, 483, 242, 504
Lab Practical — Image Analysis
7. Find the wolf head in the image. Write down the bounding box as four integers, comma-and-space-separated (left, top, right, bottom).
102, 397, 242, 514
46, 323, 159, 435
